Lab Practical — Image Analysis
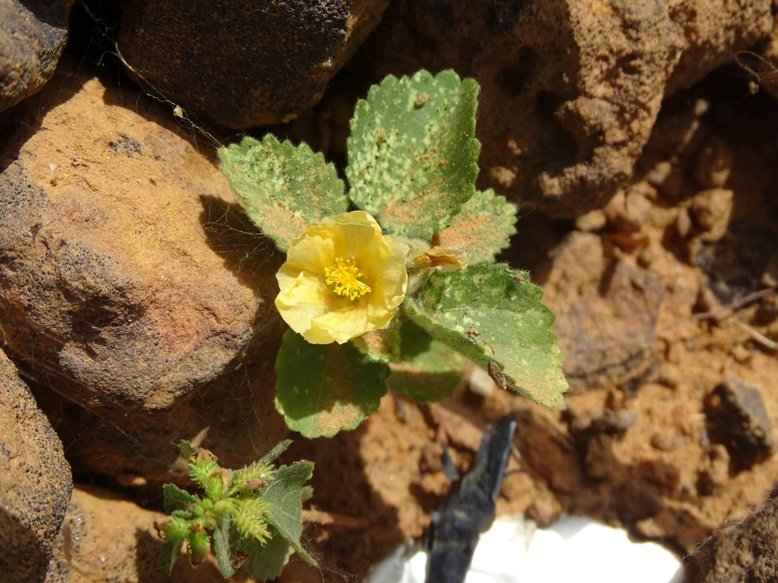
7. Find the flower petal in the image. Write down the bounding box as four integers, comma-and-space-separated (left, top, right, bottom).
311, 305, 371, 345
284, 230, 336, 276
275, 272, 330, 338
275, 210, 408, 344
370, 237, 409, 316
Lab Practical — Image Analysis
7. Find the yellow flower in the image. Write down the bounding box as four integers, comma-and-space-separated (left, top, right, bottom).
275, 211, 409, 344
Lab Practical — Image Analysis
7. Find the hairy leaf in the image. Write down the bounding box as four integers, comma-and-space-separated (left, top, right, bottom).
388, 319, 463, 402
405, 264, 567, 408
159, 539, 184, 575
260, 462, 317, 565
435, 189, 517, 263
241, 529, 294, 582
218, 135, 348, 250
212, 513, 238, 577
162, 483, 196, 514
346, 70, 480, 239
275, 331, 389, 438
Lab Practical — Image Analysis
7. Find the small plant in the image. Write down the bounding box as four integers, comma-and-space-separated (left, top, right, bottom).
219, 70, 568, 438
157, 440, 314, 579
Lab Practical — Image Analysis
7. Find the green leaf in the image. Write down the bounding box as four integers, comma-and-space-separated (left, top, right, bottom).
275, 331, 389, 438
212, 513, 238, 577
260, 462, 317, 566
159, 538, 184, 575
435, 189, 517, 263
404, 264, 567, 408
241, 529, 294, 582
218, 135, 348, 251
162, 483, 196, 514
388, 319, 463, 402
346, 70, 480, 239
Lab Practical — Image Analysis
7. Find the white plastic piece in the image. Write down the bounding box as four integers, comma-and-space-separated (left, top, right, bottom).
366, 515, 684, 583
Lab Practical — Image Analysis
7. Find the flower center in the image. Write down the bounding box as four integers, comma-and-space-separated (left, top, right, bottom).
324, 256, 372, 301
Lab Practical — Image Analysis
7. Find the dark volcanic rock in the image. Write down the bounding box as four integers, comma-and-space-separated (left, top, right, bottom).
704, 379, 774, 473
684, 487, 778, 583
0, 349, 72, 582
0, 0, 70, 112
117, 0, 388, 128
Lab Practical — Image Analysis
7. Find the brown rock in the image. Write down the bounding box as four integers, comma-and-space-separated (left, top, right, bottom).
683, 487, 778, 583
0, 58, 281, 421
117, 0, 388, 128
0, 349, 72, 582
0, 0, 70, 112
689, 188, 734, 242
543, 232, 664, 390
704, 379, 774, 473
346, 0, 773, 216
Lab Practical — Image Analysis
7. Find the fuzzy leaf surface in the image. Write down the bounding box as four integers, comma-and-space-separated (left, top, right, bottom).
212, 513, 237, 577
159, 539, 184, 575
162, 483, 196, 514
405, 264, 567, 408
218, 135, 348, 250
242, 529, 294, 582
435, 189, 517, 263
346, 70, 480, 239
260, 462, 316, 565
388, 319, 463, 402
275, 331, 389, 437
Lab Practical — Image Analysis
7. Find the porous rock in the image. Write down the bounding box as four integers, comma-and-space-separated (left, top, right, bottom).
0, 58, 281, 421
0, 0, 70, 112
117, 0, 388, 128
0, 349, 72, 582
683, 487, 778, 583
347, 0, 773, 216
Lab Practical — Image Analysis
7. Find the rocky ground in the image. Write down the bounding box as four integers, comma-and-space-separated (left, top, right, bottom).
1, 1, 777, 582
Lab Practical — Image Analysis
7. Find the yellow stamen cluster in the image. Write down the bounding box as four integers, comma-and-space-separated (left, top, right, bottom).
324, 256, 372, 301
